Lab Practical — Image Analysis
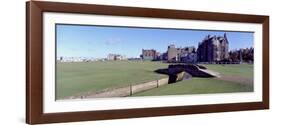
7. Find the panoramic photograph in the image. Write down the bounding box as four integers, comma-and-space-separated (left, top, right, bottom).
56, 24, 254, 100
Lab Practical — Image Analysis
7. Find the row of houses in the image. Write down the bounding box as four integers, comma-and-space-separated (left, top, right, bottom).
141, 45, 197, 63
107, 54, 127, 61
141, 33, 252, 63
57, 54, 128, 62
57, 57, 99, 62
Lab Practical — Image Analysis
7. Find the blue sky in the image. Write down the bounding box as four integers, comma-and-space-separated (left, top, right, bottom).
56, 24, 253, 58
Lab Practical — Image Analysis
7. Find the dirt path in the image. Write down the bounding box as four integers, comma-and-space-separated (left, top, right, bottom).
218, 75, 253, 85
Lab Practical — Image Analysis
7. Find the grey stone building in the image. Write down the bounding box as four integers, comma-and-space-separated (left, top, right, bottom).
167, 44, 197, 63
167, 44, 179, 62
197, 33, 229, 62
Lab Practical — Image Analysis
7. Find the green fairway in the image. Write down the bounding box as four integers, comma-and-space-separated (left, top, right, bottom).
132, 64, 254, 97
56, 61, 169, 99
57, 61, 254, 99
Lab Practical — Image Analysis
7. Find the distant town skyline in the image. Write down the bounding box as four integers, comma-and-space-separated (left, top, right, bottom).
56, 24, 254, 58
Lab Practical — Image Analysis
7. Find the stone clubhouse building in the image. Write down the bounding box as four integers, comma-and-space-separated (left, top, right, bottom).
197, 33, 229, 62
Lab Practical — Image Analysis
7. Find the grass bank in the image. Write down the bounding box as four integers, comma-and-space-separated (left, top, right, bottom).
132, 64, 253, 96
56, 61, 168, 99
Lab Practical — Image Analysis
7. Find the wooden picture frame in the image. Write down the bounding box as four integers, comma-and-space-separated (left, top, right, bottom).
26, 1, 269, 124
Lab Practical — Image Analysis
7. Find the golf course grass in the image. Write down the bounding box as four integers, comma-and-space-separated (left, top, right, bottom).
56, 61, 254, 99
132, 77, 253, 96
132, 64, 253, 96
56, 61, 169, 99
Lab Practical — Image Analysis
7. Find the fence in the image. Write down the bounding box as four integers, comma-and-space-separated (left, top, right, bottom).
68, 77, 169, 99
